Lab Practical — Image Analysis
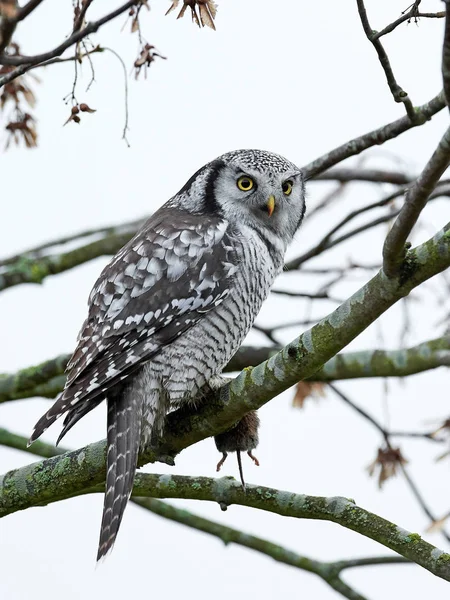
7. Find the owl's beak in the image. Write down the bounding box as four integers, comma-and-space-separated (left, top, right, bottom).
267, 195, 275, 217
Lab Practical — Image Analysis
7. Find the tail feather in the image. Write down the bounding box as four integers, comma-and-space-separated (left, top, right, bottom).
56, 397, 104, 446
96, 391, 142, 561
28, 393, 68, 446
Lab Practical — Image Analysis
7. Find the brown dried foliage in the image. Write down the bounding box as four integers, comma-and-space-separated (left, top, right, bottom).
134, 44, 166, 79
292, 382, 326, 409
367, 446, 408, 489
166, 0, 217, 30
1, 43, 38, 149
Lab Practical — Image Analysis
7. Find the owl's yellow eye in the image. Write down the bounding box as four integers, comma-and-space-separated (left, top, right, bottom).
237, 176, 254, 192
282, 180, 293, 196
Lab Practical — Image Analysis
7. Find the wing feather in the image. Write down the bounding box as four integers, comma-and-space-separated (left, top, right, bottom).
30, 206, 238, 442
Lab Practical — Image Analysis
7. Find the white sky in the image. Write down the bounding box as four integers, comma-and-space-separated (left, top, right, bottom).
0, 1, 449, 599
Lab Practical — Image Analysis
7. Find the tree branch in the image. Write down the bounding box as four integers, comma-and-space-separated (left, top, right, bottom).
442, 0, 450, 112
314, 168, 413, 185
16, 0, 44, 22
356, 0, 415, 118
1, 335, 449, 405
0, 467, 448, 582
373, 8, 445, 40
0, 226, 447, 510
2, 428, 402, 600
0, 0, 18, 54
0, 424, 412, 600
383, 127, 450, 277
302, 91, 446, 180
0, 230, 135, 292
0, 0, 141, 87
133, 498, 372, 600
0, 0, 139, 66
329, 383, 450, 544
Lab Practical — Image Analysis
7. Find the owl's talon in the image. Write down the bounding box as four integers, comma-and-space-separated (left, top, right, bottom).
216, 451, 228, 472
248, 450, 260, 466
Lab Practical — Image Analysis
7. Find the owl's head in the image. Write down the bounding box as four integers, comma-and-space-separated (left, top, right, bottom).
176, 149, 306, 250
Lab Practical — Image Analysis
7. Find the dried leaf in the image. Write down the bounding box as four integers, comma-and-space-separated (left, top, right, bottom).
166, 0, 218, 29
292, 381, 326, 409
5, 113, 38, 149
198, 0, 217, 29
367, 446, 408, 489
134, 44, 166, 79
131, 15, 139, 33
426, 515, 450, 534
165, 0, 180, 15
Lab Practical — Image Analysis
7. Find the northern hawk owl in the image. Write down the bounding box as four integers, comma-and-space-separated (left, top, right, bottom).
30, 149, 306, 559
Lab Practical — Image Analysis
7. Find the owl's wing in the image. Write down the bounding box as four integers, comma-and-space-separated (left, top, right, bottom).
30, 206, 237, 442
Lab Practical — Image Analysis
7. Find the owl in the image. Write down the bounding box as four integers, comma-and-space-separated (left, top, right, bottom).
29, 149, 306, 560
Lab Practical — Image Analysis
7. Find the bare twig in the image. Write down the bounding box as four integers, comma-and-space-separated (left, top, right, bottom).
373, 9, 445, 40
103, 47, 130, 145
383, 126, 450, 277
0, 0, 139, 66
329, 383, 450, 544
0, 0, 18, 54
73, 0, 94, 32
314, 168, 413, 185
303, 91, 445, 180
356, 0, 416, 119
3, 427, 403, 600
271, 289, 343, 302
0, 0, 141, 88
288, 184, 450, 271
442, 1, 450, 113
16, 0, 44, 21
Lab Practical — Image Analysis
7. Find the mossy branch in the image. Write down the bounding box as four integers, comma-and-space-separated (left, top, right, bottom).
0, 226, 448, 500
0, 462, 446, 583
1, 335, 448, 404
1, 432, 411, 600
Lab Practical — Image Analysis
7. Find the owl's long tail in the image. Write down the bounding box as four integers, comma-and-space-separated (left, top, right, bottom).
97, 389, 142, 561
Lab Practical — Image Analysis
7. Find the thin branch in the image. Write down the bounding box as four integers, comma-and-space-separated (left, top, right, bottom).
442, 1, 450, 113
0, 0, 141, 88
0, 228, 447, 513
0, 427, 68, 458
271, 289, 343, 302
0, 216, 144, 268
16, 0, 44, 22
383, 126, 450, 277
302, 91, 446, 180
0, 0, 18, 54
287, 186, 449, 271
0, 230, 136, 291
331, 555, 410, 572
0, 425, 413, 600
1, 427, 377, 600
1, 467, 449, 582
356, 0, 416, 119
373, 10, 445, 40
314, 168, 413, 185
0, 0, 139, 66
133, 498, 371, 600
102, 47, 129, 145
329, 383, 389, 442
2, 336, 449, 405
329, 383, 450, 544
73, 0, 94, 32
